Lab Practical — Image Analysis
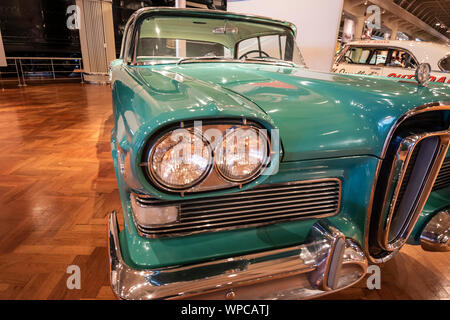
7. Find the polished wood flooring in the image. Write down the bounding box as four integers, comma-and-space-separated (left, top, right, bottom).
0, 83, 448, 300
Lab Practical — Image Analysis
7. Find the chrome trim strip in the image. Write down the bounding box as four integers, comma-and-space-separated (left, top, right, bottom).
131, 178, 341, 238
108, 211, 367, 300
380, 102, 450, 159
137, 207, 339, 234
136, 181, 339, 202
420, 209, 450, 252
378, 130, 450, 252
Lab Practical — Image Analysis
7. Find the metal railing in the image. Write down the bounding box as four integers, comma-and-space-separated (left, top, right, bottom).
0, 57, 83, 86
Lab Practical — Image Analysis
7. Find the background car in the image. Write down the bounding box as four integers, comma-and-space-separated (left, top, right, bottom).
333, 40, 450, 84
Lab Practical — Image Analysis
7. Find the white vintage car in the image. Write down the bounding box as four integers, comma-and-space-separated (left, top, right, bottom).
333, 40, 450, 84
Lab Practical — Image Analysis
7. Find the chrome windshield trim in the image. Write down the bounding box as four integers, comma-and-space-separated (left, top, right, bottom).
133, 57, 299, 67
131, 7, 297, 37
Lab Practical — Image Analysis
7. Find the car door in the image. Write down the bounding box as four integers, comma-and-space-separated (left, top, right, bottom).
380, 48, 418, 80
381, 48, 450, 83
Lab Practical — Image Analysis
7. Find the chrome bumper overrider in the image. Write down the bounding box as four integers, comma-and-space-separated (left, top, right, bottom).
108, 211, 368, 300
420, 209, 450, 252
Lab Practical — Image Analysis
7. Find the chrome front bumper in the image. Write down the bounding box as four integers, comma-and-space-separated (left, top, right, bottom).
108, 211, 368, 300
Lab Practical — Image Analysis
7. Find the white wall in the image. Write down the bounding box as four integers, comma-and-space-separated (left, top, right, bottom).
228, 0, 344, 72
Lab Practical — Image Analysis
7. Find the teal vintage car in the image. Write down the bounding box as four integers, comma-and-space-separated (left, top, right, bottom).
108, 7, 450, 300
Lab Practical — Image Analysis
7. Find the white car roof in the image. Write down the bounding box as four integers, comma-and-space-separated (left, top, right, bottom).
345, 40, 449, 70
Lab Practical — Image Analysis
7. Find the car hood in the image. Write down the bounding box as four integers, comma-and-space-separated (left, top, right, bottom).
128, 63, 450, 161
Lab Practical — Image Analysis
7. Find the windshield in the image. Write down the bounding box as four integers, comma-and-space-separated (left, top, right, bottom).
133, 16, 305, 66
439, 55, 450, 72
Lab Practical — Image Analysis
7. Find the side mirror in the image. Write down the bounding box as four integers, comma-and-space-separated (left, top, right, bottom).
415, 63, 431, 86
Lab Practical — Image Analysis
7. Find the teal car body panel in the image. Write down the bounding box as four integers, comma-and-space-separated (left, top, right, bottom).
110, 8, 450, 270
111, 60, 450, 268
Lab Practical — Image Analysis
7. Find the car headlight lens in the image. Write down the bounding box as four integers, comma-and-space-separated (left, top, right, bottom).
216, 127, 269, 182
149, 130, 212, 189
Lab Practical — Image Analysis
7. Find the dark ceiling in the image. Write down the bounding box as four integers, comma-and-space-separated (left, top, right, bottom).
393, 0, 450, 38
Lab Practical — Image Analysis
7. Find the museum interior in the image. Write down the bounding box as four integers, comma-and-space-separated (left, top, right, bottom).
0, 0, 448, 301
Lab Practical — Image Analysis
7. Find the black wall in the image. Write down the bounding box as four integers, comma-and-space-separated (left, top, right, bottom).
0, 0, 80, 57
0, 0, 227, 57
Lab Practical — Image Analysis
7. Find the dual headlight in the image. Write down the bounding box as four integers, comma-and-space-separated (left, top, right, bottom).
144, 121, 271, 193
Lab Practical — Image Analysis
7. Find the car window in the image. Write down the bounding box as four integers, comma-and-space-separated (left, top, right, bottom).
368, 49, 388, 66
344, 47, 371, 64
238, 35, 284, 59
343, 46, 386, 65
439, 55, 450, 72
387, 49, 417, 69
137, 38, 230, 58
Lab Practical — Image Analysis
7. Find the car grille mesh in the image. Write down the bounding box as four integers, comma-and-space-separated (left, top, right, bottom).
391, 142, 422, 216
432, 157, 450, 191
134, 179, 341, 238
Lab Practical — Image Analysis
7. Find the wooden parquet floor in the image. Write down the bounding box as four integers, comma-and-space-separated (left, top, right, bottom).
0, 83, 448, 300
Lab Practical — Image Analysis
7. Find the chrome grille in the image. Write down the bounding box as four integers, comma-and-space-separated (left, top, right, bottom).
432, 157, 450, 191
388, 136, 440, 243
134, 179, 341, 238
391, 142, 421, 216
377, 130, 450, 251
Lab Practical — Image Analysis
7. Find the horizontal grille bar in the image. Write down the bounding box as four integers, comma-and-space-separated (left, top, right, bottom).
432, 157, 450, 191
134, 179, 341, 238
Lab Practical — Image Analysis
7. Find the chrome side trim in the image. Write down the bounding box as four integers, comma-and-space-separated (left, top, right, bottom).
377, 130, 450, 252
108, 211, 367, 300
420, 209, 450, 252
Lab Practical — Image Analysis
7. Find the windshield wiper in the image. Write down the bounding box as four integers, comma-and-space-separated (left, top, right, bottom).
242, 57, 296, 67
177, 56, 237, 65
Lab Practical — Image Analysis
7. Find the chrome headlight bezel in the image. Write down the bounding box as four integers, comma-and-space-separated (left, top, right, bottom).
141, 119, 272, 194
146, 129, 214, 191
215, 126, 270, 183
